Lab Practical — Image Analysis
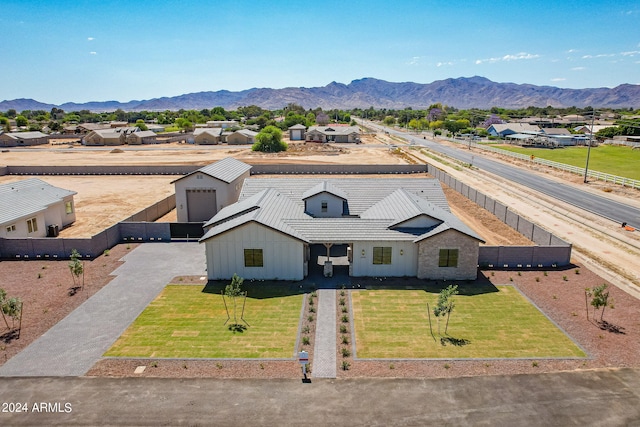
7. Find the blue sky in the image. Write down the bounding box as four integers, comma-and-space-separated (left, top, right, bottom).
3, 0, 639, 104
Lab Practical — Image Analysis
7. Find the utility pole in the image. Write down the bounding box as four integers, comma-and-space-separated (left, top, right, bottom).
583, 108, 595, 183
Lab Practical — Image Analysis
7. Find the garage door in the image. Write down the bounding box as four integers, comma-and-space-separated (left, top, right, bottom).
186, 189, 217, 222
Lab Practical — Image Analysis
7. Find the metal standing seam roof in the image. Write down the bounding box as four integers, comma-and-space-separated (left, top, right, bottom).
240, 178, 449, 214
3, 131, 48, 140
0, 178, 76, 225
201, 177, 483, 244
301, 181, 348, 200
173, 157, 252, 184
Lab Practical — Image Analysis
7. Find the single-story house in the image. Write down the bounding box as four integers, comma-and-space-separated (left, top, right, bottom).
193, 128, 223, 145
82, 127, 139, 146
227, 129, 258, 145
172, 157, 252, 222
288, 124, 306, 141
0, 178, 77, 238
0, 131, 48, 147
305, 126, 360, 143
487, 123, 541, 138
200, 175, 484, 281
63, 123, 111, 135
206, 120, 239, 129
126, 130, 158, 145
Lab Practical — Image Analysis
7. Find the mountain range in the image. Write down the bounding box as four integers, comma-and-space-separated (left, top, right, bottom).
2, 76, 639, 112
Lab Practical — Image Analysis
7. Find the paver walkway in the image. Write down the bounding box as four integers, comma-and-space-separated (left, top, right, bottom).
0, 243, 206, 377
312, 289, 337, 378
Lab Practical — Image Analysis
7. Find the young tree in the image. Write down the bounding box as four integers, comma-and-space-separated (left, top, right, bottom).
0, 288, 23, 335
252, 125, 287, 153
224, 274, 247, 331
433, 285, 459, 335
586, 284, 613, 322
68, 249, 85, 292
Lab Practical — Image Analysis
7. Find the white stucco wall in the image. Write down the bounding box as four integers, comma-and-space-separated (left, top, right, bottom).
204, 222, 305, 280
1, 212, 46, 238
350, 241, 417, 277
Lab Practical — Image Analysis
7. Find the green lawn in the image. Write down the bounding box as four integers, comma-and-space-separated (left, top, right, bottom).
105, 284, 304, 358
351, 286, 586, 359
495, 144, 640, 180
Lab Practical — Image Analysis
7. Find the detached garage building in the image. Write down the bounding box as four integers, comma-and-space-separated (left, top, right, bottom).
172, 158, 252, 223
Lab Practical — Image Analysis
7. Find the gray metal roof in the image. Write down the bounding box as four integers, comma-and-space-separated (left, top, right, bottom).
2, 131, 48, 140
201, 177, 483, 244
241, 178, 449, 214
174, 157, 252, 184
307, 126, 360, 136
301, 181, 348, 201
0, 178, 76, 225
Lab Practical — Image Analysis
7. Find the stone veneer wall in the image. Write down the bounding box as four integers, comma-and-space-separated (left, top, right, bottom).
417, 229, 480, 280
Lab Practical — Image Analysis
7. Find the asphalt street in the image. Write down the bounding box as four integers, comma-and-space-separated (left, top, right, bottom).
1, 369, 640, 426
366, 121, 640, 230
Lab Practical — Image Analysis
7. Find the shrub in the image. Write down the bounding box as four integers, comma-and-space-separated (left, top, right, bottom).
302, 336, 310, 346
340, 325, 348, 334
341, 347, 351, 358
341, 315, 349, 323
575, 269, 580, 275
544, 271, 548, 276
532, 361, 539, 367
562, 275, 568, 281
341, 306, 348, 313
307, 315, 314, 322
308, 298, 314, 307
302, 325, 310, 334
342, 361, 351, 371
535, 277, 540, 282
341, 335, 349, 345
339, 298, 346, 306
309, 306, 316, 313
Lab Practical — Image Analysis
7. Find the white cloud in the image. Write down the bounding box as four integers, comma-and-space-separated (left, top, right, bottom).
89, 51, 97, 55
436, 61, 454, 67
407, 56, 421, 65
621, 50, 640, 56
88, 37, 94, 41
475, 52, 540, 65
582, 53, 616, 59
550, 78, 566, 82
566, 49, 578, 53
571, 66, 586, 71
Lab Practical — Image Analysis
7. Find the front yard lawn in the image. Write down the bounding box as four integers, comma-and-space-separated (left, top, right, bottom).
105, 284, 303, 359
351, 285, 586, 359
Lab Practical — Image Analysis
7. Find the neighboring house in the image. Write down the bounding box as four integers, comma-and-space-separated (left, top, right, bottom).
574, 124, 612, 135
0, 178, 77, 238
0, 131, 48, 147
200, 175, 484, 281
227, 129, 258, 145
193, 128, 223, 145
487, 123, 541, 138
126, 130, 158, 145
63, 123, 111, 135
288, 124, 306, 141
305, 126, 361, 143
206, 120, 239, 129
172, 158, 252, 222
541, 128, 577, 146
82, 127, 139, 146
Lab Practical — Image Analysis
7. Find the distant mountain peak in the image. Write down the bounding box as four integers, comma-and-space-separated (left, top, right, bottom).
1, 77, 639, 112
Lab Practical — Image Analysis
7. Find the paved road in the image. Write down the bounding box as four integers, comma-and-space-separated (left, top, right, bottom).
0, 243, 206, 377
364, 120, 640, 229
1, 369, 639, 426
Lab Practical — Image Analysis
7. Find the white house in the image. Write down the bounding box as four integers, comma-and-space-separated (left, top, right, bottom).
0, 178, 77, 238
200, 175, 483, 281
487, 123, 541, 138
227, 129, 258, 145
172, 158, 252, 222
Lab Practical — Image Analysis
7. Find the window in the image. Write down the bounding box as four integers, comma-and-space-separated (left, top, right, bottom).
27, 217, 38, 233
244, 249, 264, 267
6, 224, 16, 233
438, 249, 459, 267
196, 174, 203, 179
65, 201, 74, 214
321, 201, 328, 212
373, 247, 392, 265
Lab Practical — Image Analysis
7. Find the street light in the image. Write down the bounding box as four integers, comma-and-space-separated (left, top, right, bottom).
583, 108, 596, 183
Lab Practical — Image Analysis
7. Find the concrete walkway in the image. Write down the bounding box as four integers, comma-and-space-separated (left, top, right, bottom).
0, 243, 206, 377
312, 289, 337, 378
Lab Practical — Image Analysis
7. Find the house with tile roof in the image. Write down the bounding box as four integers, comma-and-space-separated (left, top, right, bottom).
171, 158, 252, 222
199, 172, 484, 281
0, 178, 77, 238
0, 131, 48, 147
